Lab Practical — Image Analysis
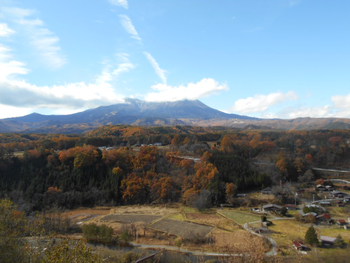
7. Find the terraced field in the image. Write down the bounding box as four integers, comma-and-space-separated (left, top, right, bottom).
150, 219, 213, 239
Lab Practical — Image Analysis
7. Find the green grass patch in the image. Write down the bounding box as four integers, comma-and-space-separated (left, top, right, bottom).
219, 209, 262, 225
167, 213, 186, 221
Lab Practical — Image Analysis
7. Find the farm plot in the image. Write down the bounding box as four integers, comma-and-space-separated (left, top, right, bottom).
101, 214, 161, 224
150, 219, 213, 239
185, 213, 239, 231
219, 209, 261, 225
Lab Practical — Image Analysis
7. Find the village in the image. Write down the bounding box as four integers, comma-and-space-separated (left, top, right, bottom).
48, 166, 349, 262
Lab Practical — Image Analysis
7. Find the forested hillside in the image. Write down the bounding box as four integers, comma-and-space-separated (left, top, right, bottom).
1, 126, 350, 211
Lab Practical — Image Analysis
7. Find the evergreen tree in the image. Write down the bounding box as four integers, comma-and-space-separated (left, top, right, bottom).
305, 225, 319, 246
334, 235, 346, 248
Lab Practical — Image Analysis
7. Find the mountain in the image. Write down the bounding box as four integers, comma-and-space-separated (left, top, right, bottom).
0, 99, 256, 133
2, 99, 350, 133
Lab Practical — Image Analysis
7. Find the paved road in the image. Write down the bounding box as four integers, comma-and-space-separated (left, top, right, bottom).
313, 167, 350, 174
243, 217, 296, 257
329, 179, 350, 184
243, 222, 278, 257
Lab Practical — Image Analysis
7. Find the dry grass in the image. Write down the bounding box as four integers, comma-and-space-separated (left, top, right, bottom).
327, 206, 350, 218
55, 207, 112, 223
55, 205, 269, 254
208, 229, 269, 253
150, 219, 213, 239
186, 212, 240, 231
101, 214, 161, 224
268, 220, 309, 247
110, 204, 179, 216
249, 192, 276, 202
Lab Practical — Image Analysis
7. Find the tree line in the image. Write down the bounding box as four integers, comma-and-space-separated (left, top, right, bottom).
1, 127, 350, 211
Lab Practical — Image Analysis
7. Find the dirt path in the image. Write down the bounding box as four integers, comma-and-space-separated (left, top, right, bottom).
130, 242, 240, 257
243, 217, 296, 256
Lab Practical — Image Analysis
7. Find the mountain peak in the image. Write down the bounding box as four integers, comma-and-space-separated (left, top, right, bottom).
0, 99, 255, 133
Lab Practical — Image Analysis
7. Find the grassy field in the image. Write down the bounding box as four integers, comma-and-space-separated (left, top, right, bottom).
327, 206, 350, 218
268, 219, 310, 247
218, 209, 262, 225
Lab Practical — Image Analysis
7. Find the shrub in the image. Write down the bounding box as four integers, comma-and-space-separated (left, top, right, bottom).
82, 223, 115, 245
334, 235, 347, 248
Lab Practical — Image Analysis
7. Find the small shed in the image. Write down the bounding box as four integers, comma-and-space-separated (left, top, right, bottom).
320, 236, 336, 247
293, 241, 310, 252
263, 204, 283, 213
337, 219, 347, 226
261, 187, 272, 195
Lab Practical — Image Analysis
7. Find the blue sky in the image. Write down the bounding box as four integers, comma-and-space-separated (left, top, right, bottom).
1, 0, 350, 119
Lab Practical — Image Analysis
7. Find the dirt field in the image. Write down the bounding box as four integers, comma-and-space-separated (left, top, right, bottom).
185, 212, 240, 231
54, 207, 112, 223
150, 219, 214, 239
56, 205, 268, 253
109, 205, 179, 215
101, 214, 161, 224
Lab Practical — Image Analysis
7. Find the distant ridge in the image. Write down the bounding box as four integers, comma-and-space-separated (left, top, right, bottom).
1, 99, 350, 133
0, 99, 256, 133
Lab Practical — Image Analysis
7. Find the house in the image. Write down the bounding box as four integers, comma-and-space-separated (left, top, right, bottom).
285, 204, 299, 210
316, 213, 333, 224
320, 236, 337, 247
325, 185, 334, 191
254, 227, 270, 234
316, 184, 334, 192
251, 207, 262, 213
303, 212, 317, 217
305, 204, 326, 212
331, 191, 346, 198
262, 204, 283, 213
261, 187, 272, 195
343, 197, 350, 203
337, 219, 348, 226
316, 184, 326, 191
293, 241, 310, 253
319, 201, 332, 206
336, 200, 345, 207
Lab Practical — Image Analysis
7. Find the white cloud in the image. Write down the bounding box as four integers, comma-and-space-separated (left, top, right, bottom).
231, 91, 298, 114
3, 7, 66, 69
109, 0, 128, 9
119, 15, 141, 41
0, 50, 135, 117
0, 44, 28, 81
0, 23, 15, 37
144, 52, 167, 84
145, 78, 228, 102
0, 103, 32, 119
286, 105, 333, 119
285, 94, 350, 119
332, 94, 350, 109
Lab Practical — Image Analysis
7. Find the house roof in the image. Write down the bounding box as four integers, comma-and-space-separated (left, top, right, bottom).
338, 219, 347, 224
263, 204, 283, 209
320, 236, 337, 243
318, 213, 332, 219
293, 241, 304, 248
304, 212, 317, 217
